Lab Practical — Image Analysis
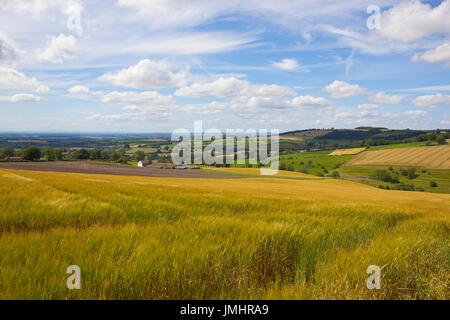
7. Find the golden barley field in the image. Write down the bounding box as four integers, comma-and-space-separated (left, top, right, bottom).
346, 145, 450, 169
0, 168, 449, 300
329, 148, 366, 156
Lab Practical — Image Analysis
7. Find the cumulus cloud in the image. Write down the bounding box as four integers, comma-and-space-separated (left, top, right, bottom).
404, 110, 427, 117
87, 111, 172, 122
87, 90, 176, 122
412, 94, 450, 108
99, 59, 189, 89
101, 91, 174, 107
8, 93, 41, 102
323, 80, 367, 98
174, 101, 228, 115
248, 84, 296, 98
174, 76, 303, 112
290, 95, 331, 108
175, 77, 248, 98
37, 34, 77, 63
68, 85, 90, 95
412, 42, 450, 66
175, 77, 296, 99
378, 0, 450, 42
368, 91, 404, 104
229, 92, 326, 111
0, 67, 49, 93
358, 103, 379, 110
271, 58, 300, 71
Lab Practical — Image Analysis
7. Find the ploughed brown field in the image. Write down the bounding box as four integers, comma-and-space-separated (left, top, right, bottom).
0, 161, 238, 179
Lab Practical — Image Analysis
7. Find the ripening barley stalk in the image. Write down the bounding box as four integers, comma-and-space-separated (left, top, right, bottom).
0, 168, 448, 299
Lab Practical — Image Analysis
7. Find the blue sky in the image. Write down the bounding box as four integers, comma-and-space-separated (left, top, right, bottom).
0, 0, 449, 133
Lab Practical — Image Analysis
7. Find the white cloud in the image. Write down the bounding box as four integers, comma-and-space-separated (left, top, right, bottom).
369, 91, 404, 104
123, 32, 258, 55
400, 85, 450, 92
37, 34, 77, 63
247, 84, 297, 98
0, 0, 83, 26
101, 91, 174, 107
8, 93, 41, 102
412, 94, 450, 108
290, 95, 331, 108
87, 111, 172, 122
175, 77, 296, 99
117, 0, 231, 30
122, 105, 138, 111
0, 67, 49, 93
412, 42, 450, 66
174, 101, 228, 115
230, 95, 287, 110
115, 1, 392, 35
99, 59, 189, 89
0, 0, 61, 14
0, 34, 19, 65
68, 85, 90, 95
175, 77, 248, 98
404, 110, 427, 117
175, 76, 300, 112
378, 0, 450, 42
334, 112, 355, 120
358, 103, 379, 110
440, 117, 450, 125
323, 80, 367, 98
271, 58, 300, 71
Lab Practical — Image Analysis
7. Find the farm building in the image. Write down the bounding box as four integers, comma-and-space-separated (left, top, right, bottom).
149, 163, 177, 169
145, 162, 201, 170
138, 160, 149, 167
4, 156, 22, 161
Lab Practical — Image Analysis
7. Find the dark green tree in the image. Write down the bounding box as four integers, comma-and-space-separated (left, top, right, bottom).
75, 149, 90, 160
135, 150, 146, 161
111, 151, 122, 161
89, 148, 103, 160
436, 135, 446, 145
23, 146, 41, 161
0, 146, 16, 158
42, 146, 55, 161
54, 148, 63, 160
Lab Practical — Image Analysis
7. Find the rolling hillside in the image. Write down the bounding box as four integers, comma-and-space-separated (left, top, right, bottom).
345, 145, 450, 169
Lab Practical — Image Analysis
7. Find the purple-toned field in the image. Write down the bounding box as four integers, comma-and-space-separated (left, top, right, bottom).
0, 161, 237, 179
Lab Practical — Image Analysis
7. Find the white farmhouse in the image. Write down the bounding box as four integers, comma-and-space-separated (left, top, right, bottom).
138, 160, 149, 167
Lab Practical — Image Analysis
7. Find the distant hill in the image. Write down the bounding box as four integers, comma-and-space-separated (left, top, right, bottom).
280, 129, 332, 140
281, 128, 430, 142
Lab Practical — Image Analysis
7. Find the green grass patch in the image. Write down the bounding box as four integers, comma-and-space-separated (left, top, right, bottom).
339, 165, 450, 193
280, 151, 354, 176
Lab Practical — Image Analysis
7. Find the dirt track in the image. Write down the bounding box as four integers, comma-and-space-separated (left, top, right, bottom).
0, 161, 240, 179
